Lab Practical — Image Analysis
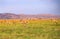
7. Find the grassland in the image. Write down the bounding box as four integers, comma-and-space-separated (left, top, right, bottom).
0, 19, 60, 39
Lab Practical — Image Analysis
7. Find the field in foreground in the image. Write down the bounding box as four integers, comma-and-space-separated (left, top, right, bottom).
0, 19, 60, 39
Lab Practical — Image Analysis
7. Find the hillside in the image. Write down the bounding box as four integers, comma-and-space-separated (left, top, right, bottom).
0, 13, 60, 19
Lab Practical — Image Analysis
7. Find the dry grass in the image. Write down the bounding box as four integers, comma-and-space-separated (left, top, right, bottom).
0, 19, 60, 39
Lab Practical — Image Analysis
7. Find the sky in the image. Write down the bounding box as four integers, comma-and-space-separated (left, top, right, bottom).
0, 0, 60, 14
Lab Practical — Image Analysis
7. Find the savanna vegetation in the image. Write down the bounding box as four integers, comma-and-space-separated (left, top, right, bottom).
0, 19, 60, 39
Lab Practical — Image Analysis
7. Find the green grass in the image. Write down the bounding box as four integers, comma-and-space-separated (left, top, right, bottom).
0, 19, 60, 39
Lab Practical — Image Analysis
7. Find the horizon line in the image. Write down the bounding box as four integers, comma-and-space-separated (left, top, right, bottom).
0, 13, 59, 15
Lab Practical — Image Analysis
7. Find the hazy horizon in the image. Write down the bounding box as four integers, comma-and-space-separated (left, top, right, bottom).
0, 0, 60, 15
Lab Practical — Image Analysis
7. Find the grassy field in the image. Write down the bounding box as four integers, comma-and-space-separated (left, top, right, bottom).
0, 19, 60, 39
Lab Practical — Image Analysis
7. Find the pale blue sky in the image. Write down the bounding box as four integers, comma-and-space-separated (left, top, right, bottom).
0, 0, 60, 14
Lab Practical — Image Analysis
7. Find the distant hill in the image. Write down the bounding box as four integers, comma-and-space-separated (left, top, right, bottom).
0, 13, 60, 19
